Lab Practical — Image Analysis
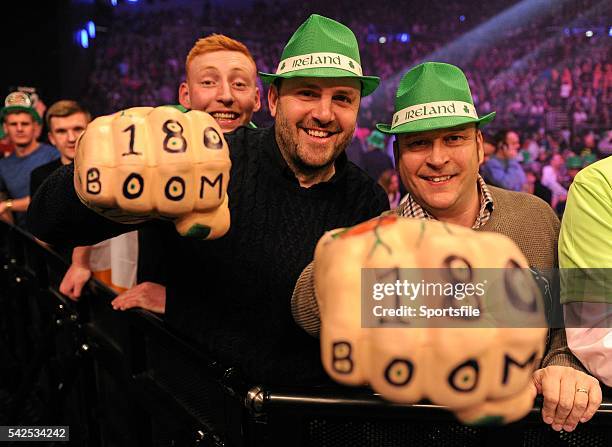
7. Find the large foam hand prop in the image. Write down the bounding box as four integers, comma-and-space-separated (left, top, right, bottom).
74, 106, 231, 239
315, 216, 547, 425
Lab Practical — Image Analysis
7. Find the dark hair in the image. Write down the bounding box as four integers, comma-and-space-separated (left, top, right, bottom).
378, 169, 398, 194
494, 129, 512, 146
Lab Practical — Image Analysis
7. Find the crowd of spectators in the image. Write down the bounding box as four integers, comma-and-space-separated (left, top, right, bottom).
75, 0, 610, 213
85, 2, 609, 127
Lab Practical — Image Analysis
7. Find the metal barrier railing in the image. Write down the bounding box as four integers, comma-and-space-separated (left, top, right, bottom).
0, 221, 611, 447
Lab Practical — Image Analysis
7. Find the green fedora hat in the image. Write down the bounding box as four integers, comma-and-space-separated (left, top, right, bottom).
259, 14, 380, 96
0, 91, 42, 124
377, 62, 495, 134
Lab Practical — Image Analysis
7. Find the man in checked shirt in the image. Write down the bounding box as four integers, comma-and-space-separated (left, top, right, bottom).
292, 62, 601, 432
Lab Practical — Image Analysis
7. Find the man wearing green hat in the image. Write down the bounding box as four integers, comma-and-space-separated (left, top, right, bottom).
293, 62, 601, 430
0, 91, 59, 227
385, 64, 601, 433
565, 155, 583, 185
361, 129, 393, 182
374, 62, 498, 228
258, 13, 381, 187
28, 14, 388, 385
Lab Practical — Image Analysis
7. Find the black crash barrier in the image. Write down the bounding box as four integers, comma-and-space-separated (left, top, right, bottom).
0, 221, 611, 447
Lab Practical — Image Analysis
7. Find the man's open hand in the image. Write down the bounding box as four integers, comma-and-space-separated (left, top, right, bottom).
111, 282, 166, 314
531, 365, 601, 432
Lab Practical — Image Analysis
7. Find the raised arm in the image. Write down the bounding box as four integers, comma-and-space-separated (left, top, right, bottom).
28, 106, 232, 247
27, 164, 133, 247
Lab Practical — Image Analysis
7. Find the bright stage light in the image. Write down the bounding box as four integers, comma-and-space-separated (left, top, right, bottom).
87, 21, 96, 38
79, 29, 89, 48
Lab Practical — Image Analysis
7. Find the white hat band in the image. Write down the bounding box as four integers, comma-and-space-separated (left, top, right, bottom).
391, 101, 478, 129
275, 52, 363, 76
